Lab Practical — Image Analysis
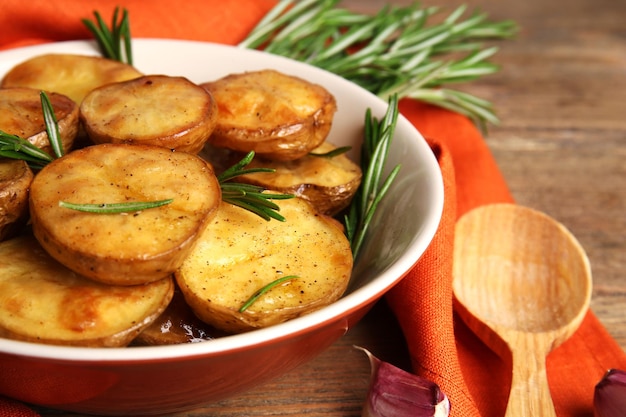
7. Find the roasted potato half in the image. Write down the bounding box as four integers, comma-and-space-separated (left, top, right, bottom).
1, 53, 143, 105
29, 143, 222, 286
81, 75, 218, 153
176, 197, 353, 334
0, 234, 174, 347
228, 141, 362, 216
201, 69, 337, 161
0, 87, 80, 155
0, 159, 33, 241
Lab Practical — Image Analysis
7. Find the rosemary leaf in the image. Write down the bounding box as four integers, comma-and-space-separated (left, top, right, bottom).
309, 146, 352, 158
239, 275, 299, 312
345, 95, 401, 259
0, 131, 54, 170
218, 151, 294, 222
40, 91, 64, 158
82, 7, 133, 64
59, 199, 173, 214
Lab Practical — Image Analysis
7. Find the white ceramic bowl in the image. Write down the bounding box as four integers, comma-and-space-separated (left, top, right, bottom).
0, 39, 444, 415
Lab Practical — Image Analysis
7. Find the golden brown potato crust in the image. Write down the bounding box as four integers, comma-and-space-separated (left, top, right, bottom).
0, 159, 33, 241
201, 69, 337, 161
80, 75, 218, 153
0, 234, 174, 347
1, 53, 143, 105
0, 87, 80, 155
176, 198, 353, 333
230, 141, 362, 216
29, 143, 222, 286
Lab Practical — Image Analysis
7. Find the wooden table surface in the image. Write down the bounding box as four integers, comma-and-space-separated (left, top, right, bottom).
38, 0, 625, 415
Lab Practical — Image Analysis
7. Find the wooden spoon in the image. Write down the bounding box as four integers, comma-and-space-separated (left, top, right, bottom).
452, 203, 592, 417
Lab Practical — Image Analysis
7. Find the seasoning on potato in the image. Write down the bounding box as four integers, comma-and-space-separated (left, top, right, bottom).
0, 53, 143, 105
175, 197, 353, 334
0, 87, 79, 155
0, 234, 174, 347
29, 143, 222, 286
0, 49, 360, 344
80, 75, 218, 153
201, 69, 337, 161
226, 141, 363, 216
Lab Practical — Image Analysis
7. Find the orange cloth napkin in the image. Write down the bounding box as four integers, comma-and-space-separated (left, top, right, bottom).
1, 1, 625, 416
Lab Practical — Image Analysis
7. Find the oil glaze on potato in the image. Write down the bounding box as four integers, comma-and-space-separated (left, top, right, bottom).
29, 143, 222, 286
0, 234, 174, 347
0, 87, 79, 155
0, 159, 33, 241
176, 198, 353, 333
1, 53, 143, 105
81, 75, 218, 153
201, 69, 337, 161
133, 288, 227, 345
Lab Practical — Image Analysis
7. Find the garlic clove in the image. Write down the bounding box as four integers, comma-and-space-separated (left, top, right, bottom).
594, 368, 626, 417
356, 346, 450, 417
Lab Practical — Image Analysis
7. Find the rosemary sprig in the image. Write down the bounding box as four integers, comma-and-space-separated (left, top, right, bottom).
0, 91, 63, 170
59, 199, 173, 213
58, 152, 292, 219
239, 275, 299, 312
240, 0, 518, 127
218, 151, 294, 222
344, 95, 402, 259
82, 7, 133, 64
0, 132, 53, 170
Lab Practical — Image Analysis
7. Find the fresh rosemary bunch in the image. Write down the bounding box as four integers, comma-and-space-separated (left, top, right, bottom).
82, 7, 133, 64
240, 0, 517, 128
344, 95, 401, 259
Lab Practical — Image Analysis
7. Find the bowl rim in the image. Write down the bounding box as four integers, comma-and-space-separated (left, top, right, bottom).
0, 38, 444, 363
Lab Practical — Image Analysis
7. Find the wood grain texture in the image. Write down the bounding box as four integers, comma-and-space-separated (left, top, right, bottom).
37, 0, 625, 415
453, 204, 593, 417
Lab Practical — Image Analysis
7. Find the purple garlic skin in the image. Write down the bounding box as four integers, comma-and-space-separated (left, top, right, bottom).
594, 368, 626, 417
357, 346, 450, 417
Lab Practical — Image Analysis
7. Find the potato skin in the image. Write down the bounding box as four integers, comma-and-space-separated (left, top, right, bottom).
201, 69, 337, 161
0, 87, 80, 155
176, 197, 353, 333
29, 143, 222, 286
0, 159, 33, 241
0, 234, 174, 347
219, 141, 362, 216
81, 75, 218, 153
1, 53, 143, 105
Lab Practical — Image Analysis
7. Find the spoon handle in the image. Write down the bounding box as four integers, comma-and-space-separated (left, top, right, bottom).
505, 344, 556, 417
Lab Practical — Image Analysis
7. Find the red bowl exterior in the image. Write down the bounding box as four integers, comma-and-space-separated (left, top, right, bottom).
0, 302, 373, 415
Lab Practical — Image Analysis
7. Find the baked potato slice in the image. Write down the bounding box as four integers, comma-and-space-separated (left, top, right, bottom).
201, 69, 337, 161
0, 234, 174, 347
219, 141, 362, 216
29, 143, 222, 286
0, 159, 33, 241
175, 197, 353, 334
0, 87, 79, 155
80, 75, 218, 153
1, 53, 143, 105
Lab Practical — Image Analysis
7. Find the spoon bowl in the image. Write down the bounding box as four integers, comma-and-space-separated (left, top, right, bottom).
453, 203, 592, 417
